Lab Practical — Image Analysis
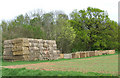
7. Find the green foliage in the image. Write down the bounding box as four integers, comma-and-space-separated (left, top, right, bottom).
69, 7, 118, 51
54, 14, 76, 53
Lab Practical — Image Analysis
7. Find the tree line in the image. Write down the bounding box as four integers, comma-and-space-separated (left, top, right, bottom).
0, 7, 119, 53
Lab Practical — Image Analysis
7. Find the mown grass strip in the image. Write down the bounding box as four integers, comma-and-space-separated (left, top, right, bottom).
2, 68, 116, 76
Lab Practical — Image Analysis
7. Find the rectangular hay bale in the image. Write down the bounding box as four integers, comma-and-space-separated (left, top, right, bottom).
4, 40, 13, 45
64, 54, 72, 59
12, 38, 29, 44
89, 51, 95, 57
98, 51, 103, 55
80, 52, 86, 58
14, 42, 29, 47
3, 56, 14, 60
72, 53, 76, 58
4, 44, 13, 48
75, 52, 80, 58
13, 50, 29, 55
95, 50, 99, 56
108, 50, 115, 54
101, 50, 108, 55
3, 51, 13, 56
12, 46, 29, 52
4, 48, 12, 52
86, 52, 89, 57
3, 55, 30, 61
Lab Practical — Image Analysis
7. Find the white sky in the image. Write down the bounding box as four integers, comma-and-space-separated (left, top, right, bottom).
0, 0, 119, 23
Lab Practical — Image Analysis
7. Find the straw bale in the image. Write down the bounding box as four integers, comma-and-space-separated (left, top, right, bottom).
43, 43, 48, 48
80, 52, 86, 58
53, 50, 57, 55
64, 54, 72, 59
38, 44, 43, 47
102, 50, 108, 55
3, 50, 13, 56
48, 40, 56, 44
53, 44, 57, 47
3, 59, 14, 62
43, 40, 49, 43
59, 54, 63, 59
108, 50, 115, 54
3, 55, 29, 60
86, 52, 89, 57
13, 50, 29, 55
38, 39, 43, 43
95, 50, 99, 56
29, 43, 39, 47
52, 40, 56, 44
72, 53, 76, 58
12, 46, 29, 52
4, 47, 12, 52
38, 54, 44, 60
33, 39, 39, 43
97, 50, 103, 55
12, 38, 29, 44
14, 42, 29, 47
4, 44, 13, 48
4, 40, 13, 45
28, 38, 34, 43
75, 52, 80, 58
3, 56, 14, 60
89, 51, 95, 57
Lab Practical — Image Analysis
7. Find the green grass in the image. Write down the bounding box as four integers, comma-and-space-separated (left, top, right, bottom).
2, 52, 118, 76
2, 54, 118, 76
2, 53, 118, 66
2, 68, 115, 76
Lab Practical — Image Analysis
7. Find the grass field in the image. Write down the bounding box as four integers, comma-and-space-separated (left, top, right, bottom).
2, 53, 118, 76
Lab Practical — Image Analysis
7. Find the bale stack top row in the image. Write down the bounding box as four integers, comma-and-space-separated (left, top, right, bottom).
3, 38, 60, 61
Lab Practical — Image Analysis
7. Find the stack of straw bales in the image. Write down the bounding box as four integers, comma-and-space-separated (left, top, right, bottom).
28, 38, 43, 61
3, 40, 14, 61
3, 38, 30, 61
59, 49, 115, 59
3, 38, 115, 61
3, 38, 60, 61
4, 40, 13, 56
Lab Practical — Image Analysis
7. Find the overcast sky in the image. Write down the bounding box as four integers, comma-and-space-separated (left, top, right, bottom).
0, 0, 119, 23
